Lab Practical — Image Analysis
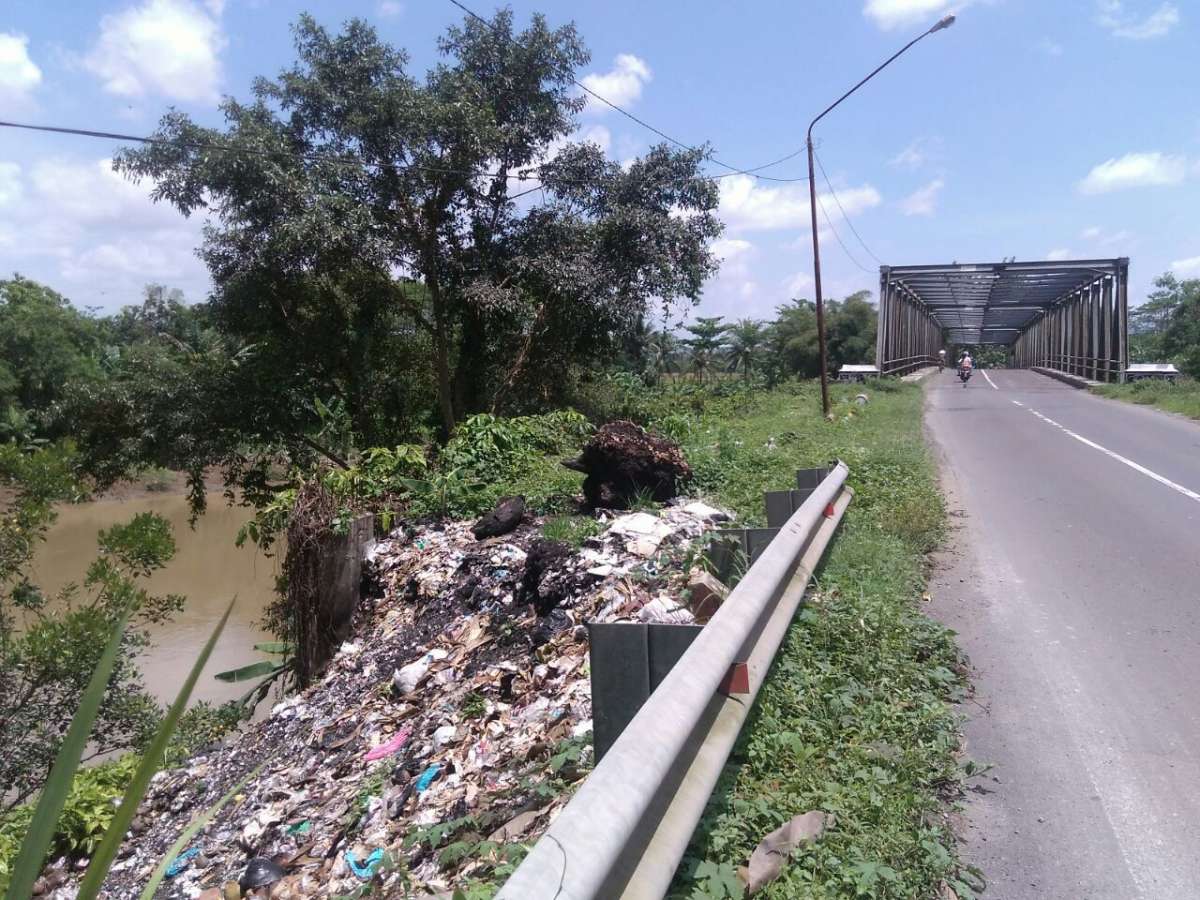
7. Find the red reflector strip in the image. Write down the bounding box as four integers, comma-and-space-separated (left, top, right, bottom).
719, 662, 750, 696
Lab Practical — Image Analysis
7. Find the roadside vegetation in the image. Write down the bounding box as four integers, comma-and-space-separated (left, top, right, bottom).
1092, 378, 1200, 420
1127, 273, 1200, 375
666, 381, 976, 899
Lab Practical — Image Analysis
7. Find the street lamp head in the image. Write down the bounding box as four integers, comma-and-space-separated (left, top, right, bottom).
930, 14, 956, 32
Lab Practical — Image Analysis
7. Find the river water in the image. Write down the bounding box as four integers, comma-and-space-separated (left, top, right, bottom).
28, 492, 279, 708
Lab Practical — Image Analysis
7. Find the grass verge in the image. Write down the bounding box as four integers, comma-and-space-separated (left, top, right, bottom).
1091, 378, 1200, 420
667, 381, 977, 899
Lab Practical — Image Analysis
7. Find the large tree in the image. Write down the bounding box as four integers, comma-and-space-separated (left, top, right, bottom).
0, 277, 102, 425
1156, 273, 1200, 376
116, 11, 720, 437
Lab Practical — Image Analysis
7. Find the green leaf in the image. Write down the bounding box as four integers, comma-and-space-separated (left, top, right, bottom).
213, 659, 286, 682
77, 597, 236, 900
3, 614, 129, 900
252, 641, 294, 655
139, 760, 266, 900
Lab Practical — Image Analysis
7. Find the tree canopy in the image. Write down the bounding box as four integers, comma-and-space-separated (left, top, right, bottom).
115, 12, 721, 440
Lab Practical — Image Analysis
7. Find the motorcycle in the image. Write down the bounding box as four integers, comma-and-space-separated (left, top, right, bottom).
958, 365, 972, 386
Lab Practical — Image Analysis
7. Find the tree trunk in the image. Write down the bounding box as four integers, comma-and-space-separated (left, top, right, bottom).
424, 275, 457, 440
454, 307, 487, 420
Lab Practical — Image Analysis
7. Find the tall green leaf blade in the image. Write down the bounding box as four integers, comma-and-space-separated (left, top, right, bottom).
213, 660, 285, 682
77, 597, 236, 900
3, 614, 129, 900
252, 641, 294, 655
138, 760, 266, 900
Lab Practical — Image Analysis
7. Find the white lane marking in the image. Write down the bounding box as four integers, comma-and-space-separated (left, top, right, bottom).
982, 370, 999, 390
1012, 400, 1200, 503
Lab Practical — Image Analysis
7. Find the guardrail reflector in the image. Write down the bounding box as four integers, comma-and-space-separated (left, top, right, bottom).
719, 661, 750, 696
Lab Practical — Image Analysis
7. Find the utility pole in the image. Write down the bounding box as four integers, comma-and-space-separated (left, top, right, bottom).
807, 13, 956, 416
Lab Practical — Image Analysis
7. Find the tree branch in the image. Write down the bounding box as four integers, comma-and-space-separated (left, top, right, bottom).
292, 435, 350, 470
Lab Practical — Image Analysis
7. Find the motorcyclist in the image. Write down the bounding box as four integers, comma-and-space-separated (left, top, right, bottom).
958, 351, 973, 377
938, 348, 947, 372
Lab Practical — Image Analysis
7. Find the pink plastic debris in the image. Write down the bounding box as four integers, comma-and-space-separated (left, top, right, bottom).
364, 725, 413, 761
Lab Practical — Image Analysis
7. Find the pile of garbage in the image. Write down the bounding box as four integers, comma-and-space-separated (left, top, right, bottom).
66, 498, 731, 899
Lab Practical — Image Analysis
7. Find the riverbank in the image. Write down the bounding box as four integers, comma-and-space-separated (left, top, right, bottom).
24, 381, 974, 898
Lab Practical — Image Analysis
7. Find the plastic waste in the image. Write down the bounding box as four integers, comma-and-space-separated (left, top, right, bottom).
238, 857, 285, 893
392, 648, 449, 694
165, 846, 199, 877
415, 763, 441, 792
364, 725, 413, 762
345, 848, 385, 879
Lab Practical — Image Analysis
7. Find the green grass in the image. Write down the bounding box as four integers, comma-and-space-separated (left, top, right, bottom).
666, 382, 976, 899
540, 515, 604, 547
1091, 378, 1200, 420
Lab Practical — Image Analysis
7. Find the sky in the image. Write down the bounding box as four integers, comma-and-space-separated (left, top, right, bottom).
1, 0, 1198, 322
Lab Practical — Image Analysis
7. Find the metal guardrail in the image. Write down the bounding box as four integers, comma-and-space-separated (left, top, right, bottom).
497, 462, 852, 899
879, 354, 936, 376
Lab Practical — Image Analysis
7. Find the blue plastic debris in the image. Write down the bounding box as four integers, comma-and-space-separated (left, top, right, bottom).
165, 846, 200, 877
414, 763, 441, 792
345, 848, 385, 879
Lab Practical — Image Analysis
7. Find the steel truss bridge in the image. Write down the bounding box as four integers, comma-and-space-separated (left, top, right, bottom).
876, 258, 1129, 381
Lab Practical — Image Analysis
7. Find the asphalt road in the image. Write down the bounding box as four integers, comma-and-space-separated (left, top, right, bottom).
924, 368, 1200, 899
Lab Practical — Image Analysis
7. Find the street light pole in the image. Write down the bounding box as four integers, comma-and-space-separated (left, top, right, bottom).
807, 13, 955, 417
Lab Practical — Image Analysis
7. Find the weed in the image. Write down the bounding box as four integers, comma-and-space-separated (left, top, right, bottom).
540, 515, 603, 548
460, 692, 487, 720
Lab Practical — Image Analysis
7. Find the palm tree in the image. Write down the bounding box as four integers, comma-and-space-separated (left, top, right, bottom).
684, 316, 730, 384
644, 330, 679, 384
725, 319, 766, 379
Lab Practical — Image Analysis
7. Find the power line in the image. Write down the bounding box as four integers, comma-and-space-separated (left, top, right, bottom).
445, 0, 809, 184
0, 118, 801, 187
812, 182, 871, 274
814, 149, 883, 266
0, 119, 532, 181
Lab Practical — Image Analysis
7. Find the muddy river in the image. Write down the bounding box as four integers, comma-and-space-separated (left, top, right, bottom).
29, 492, 279, 708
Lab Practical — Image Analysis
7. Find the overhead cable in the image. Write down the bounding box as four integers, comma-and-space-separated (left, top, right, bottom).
445, 0, 809, 183
814, 149, 883, 266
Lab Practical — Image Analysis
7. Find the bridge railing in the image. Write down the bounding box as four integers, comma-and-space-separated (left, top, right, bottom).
1012, 261, 1129, 383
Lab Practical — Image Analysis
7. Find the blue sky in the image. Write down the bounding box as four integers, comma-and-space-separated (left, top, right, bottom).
2, 0, 1198, 321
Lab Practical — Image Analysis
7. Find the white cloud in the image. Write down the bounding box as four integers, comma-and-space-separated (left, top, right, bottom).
1036, 37, 1064, 56
889, 137, 942, 170
0, 33, 42, 105
1078, 151, 1188, 193
0, 157, 210, 309
1096, 1, 1179, 39
785, 271, 814, 297
580, 54, 651, 112
718, 175, 881, 232
901, 178, 944, 216
711, 238, 754, 264
1045, 248, 1073, 261
863, 0, 955, 30
1080, 225, 1133, 245
85, 0, 225, 104
1169, 255, 1200, 275
0, 162, 22, 208
377, 1, 403, 17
